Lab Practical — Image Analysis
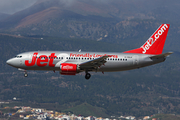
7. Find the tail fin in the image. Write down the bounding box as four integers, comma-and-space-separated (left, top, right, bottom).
124, 24, 170, 55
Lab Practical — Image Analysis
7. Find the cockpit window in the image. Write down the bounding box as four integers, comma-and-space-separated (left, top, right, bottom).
15, 56, 22, 58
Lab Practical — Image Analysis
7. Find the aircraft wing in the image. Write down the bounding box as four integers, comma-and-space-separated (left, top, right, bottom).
150, 52, 173, 59
79, 55, 110, 70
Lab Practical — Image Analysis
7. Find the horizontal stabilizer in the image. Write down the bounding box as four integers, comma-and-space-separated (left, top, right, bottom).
150, 52, 173, 59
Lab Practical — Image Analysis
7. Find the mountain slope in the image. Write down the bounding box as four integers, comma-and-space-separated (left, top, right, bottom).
0, 0, 180, 52
16, 7, 64, 28
0, 13, 10, 21
0, 0, 180, 53
2, 0, 180, 29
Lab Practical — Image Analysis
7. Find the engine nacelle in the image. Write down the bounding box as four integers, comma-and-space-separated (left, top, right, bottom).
60, 63, 79, 75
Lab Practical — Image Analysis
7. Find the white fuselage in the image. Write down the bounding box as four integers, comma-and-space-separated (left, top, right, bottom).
6, 51, 165, 73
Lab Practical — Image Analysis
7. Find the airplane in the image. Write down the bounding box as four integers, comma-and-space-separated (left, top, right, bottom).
6, 24, 172, 80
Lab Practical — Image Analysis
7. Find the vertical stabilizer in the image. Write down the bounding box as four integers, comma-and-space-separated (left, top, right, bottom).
124, 24, 170, 55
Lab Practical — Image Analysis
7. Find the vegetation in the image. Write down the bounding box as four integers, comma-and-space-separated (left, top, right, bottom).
62, 103, 109, 117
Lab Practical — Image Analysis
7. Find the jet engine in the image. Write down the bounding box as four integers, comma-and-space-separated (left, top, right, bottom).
60, 63, 79, 75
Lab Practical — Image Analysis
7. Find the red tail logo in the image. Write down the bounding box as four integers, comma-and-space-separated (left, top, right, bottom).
124, 24, 170, 55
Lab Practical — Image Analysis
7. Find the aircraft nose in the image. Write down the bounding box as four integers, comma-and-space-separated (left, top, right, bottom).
6, 58, 16, 67
6, 59, 13, 65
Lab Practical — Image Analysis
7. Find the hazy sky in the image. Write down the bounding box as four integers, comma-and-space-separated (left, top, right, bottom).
0, 0, 37, 14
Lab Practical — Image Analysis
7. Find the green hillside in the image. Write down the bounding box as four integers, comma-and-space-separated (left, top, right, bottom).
63, 103, 109, 117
